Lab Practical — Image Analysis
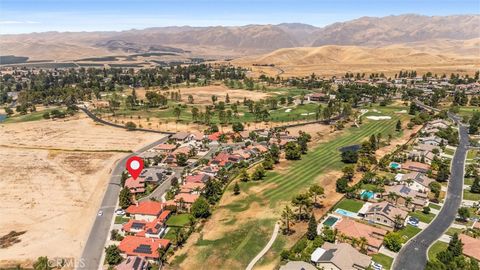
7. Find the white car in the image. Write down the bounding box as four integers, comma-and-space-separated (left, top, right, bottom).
371, 262, 383, 270
97, 210, 103, 216
115, 209, 125, 216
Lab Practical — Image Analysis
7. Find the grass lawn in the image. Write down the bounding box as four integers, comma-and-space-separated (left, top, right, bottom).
114, 216, 129, 224
467, 149, 478, 160
428, 203, 442, 210
182, 109, 410, 269
465, 178, 474, 186
163, 228, 176, 240
371, 253, 394, 270
3, 107, 62, 123
444, 148, 455, 156
463, 190, 480, 201
445, 227, 464, 236
332, 199, 365, 213
166, 213, 193, 227
409, 211, 436, 223
428, 241, 448, 261
398, 225, 422, 243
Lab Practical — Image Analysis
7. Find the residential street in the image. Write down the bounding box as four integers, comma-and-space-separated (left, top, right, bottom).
78, 136, 169, 270
393, 116, 469, 270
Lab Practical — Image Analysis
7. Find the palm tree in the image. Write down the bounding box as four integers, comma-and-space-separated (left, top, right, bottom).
358, 237, 368, 254
387, 192, 397, 204
405, 179, 414, 187
351, 237, 359, 248
281, 205, 295, 234
291, 193, 313, 220
393, 214, 404, 231
157, 247, 167, 268
405, 197, 413, 209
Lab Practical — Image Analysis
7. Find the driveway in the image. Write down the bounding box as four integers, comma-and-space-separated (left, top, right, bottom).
392, 115, 469, 270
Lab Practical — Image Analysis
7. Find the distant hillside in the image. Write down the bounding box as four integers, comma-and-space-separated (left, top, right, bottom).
0, 14, 478, 61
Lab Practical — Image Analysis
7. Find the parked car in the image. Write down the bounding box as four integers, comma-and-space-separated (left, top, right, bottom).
97, 210, 103, 216
115, 209, 125, 216
371, 261, 383, 270
407, 216, 419, 226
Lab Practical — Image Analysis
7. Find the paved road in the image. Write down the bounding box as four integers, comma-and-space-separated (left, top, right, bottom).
245, 223, 280, 270
78, 136, 169, 270
393, 115, 469, 270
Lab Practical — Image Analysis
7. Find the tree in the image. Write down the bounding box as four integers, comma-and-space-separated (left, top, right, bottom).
33, 257, 52, 270
307, 214, 318, 240
336, 177, 349, 193
429, 181, 441, 201
225, 93, 230, 103
269, 144, 280, 163
251, 165, 266, 180
125, 121, 136, 131
104, 245, 123, 265
423, 206, 431, 214
436, 161, 450, 182
309, 184, 324, 206
471, 175, 480, 193
239, 169, 250, 182
188, 94, 194, 104
157, 247, 167, 267
396, 119, 402, 131
191, 197, 211, 218
176, 153, 188, 166
281, 205, 295, 234
291, 193, 313, 220
458, 207, 470, 222
232, 122, 244, 132
191, 107, 199, 122
341, 150, 358, 163
173, 106, 182, 120
119, 187, 132, 209
393, 214, 404, 230
383, 232, 402, 252
233, 182, 240, 195
322, 226, 336, 243
285, 142, 301, 160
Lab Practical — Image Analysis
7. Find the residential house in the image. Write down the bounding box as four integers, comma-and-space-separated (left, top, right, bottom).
334, 218, 387, 252
459, 234, 480, 261
310, 242, 372, 270
154, 143, 177, 154
174, 193, 199, 210
184, 173, 210, 183
426, 119, 450, 130
306, 92, 329, 102
396, 172, 435, 192
170, 132, 192, 143
383, 185, 428, 209
418, 136, 443, 146
122, 211, 170, 238
210, 151, 244, 168
126, 201, 164, 222
118, 236, 170, 262
124, 177, 146, 194
364, 201, 408, 228
140, 168, 175, 185
401, 161, 430, 173
116, 256, 149, 270
180, 182, 205, 194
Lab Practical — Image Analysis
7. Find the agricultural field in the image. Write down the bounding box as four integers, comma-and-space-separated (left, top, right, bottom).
173, 106, 412, 269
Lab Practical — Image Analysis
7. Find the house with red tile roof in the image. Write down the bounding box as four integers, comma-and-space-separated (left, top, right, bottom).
180, 182, 205, 194
210, 152, 244, 167
174, 193, 200, 210
126, 201, 164, 221
124, 177, 146, 194
459, 234, 480, 261
247, 144, 269, 153
208, 131, 222, 141
118, 236, 170, 261
335, 218, 388, 253
154, 143, 177, 153
401, 161, 430, 173
122, 211, 171, 238
185, 173, 210, 183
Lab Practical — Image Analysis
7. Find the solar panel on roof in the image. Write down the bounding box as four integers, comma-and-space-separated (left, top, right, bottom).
133, 244, 152, 254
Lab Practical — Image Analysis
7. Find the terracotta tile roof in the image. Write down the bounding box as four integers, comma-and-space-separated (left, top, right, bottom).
335, 218, 387, 249
185, 173, 210, 183
459, 234, 480, 261
180, 182, 205, 192
115, 256, 149, 270
158, 210, 171, 222
126, 201, 164, 216
172, 146, 191, 155
125, 177, 145, 189
119, 236, 170, 259
402, 161, 430, 172
154, 144, 177, 151
174, 193, 200, 204
208, 132, 222, 141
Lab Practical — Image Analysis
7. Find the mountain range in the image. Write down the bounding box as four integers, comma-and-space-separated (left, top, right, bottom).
1, 14, 479, 61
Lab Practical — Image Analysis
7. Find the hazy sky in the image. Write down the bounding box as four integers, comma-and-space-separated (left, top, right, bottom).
0, 0, 478, 34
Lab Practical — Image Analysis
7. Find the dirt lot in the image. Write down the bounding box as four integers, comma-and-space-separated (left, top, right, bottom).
0, 115, 162, 267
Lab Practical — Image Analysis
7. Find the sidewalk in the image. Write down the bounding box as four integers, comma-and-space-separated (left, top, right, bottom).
379, 246, 397, 258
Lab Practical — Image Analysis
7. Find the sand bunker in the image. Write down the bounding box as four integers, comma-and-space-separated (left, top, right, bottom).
366, 116, 392, 120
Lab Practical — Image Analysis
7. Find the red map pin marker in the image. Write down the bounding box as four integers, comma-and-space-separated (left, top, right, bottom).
126, 156, 144, 180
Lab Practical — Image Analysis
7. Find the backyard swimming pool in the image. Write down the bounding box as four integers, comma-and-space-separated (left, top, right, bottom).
322, 216, 339, 227
360, 190, 375, 200
334, 208, 358, 218
389, 162, 401, 169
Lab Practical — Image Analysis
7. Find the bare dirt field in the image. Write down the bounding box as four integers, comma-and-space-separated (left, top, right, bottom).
0, 115, 161, 268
